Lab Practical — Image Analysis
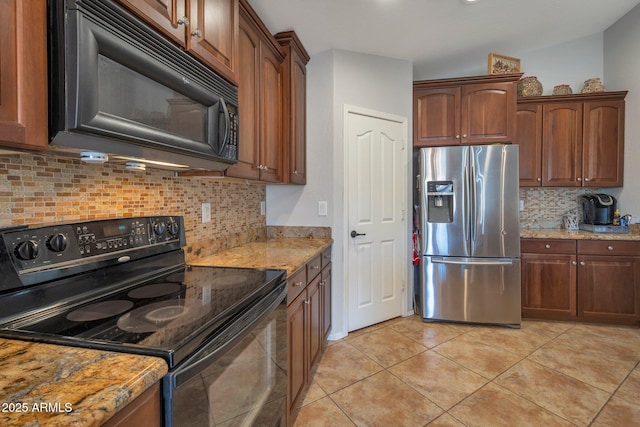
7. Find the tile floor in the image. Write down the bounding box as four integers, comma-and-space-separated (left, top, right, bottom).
293, 316, 640, 426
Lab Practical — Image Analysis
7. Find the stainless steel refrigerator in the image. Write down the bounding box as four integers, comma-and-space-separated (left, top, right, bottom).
419, 144, 521, 327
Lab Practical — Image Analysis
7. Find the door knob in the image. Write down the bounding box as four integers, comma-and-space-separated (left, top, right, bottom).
350, 230, 366, 238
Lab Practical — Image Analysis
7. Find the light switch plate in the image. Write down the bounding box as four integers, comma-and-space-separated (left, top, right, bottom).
260, 201, 266, 216
318, 201, 328, 216
202, 203, 211, 223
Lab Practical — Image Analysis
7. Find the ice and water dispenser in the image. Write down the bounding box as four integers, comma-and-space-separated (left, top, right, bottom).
426, 181, 453, 223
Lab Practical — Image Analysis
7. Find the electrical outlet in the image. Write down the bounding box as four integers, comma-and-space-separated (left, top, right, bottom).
202, 203, 211, 223
519, 200, 525, 211
260, 201, 266, 216
318, 201, 328, 216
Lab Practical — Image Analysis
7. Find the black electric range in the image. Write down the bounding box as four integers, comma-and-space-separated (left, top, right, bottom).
0, 216, 286, 368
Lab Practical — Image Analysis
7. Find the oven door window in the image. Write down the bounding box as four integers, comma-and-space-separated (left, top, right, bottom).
70, 13, 231, 160
167, 297, 287, 426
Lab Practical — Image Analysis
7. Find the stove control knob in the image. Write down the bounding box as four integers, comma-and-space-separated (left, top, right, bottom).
153, 221, 166, 236
47, 233, 68, 252
167, 218, 180, 236
15, 240, 40, 260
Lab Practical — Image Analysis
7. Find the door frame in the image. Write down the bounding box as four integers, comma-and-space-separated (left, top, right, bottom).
342, 104, 411, 334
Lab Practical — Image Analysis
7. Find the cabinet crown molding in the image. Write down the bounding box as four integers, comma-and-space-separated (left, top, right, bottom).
517, 90, 628, 104
275, 31, 310, 64
413, 72, 523, 89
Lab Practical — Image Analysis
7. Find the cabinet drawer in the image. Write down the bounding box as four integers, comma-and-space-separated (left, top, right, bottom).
321, 248, 332, 268
521, 239, 576, 254
287, 268, 306, 303
307, 254, 322, 281
577, 240, 640, 256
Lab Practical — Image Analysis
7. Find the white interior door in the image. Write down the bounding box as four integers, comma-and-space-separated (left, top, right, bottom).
346, 106, 406, 332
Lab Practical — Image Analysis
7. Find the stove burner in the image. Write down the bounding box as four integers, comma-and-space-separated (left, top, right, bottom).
216, 274, 248, 287
145, 305, 187, 322
165, 272, 186, 283
127, 283, 182, 299
117, 300, 208, 333
66, 300, 134, 322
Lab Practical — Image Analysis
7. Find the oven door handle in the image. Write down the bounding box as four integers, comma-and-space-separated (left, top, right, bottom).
165, 282, 286, 388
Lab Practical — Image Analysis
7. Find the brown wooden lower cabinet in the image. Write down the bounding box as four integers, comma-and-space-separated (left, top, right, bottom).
287, 246, 332, 426
102, 382, 161, 427
521, 238, 640, 325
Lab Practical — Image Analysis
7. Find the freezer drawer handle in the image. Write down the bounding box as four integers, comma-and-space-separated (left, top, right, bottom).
431, 257, 514, 266
350, 230, 366, 238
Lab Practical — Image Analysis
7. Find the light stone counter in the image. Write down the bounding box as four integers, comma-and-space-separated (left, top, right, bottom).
521, 225, 640, 241
0, 339, 167, 426
190, 237, 333, 276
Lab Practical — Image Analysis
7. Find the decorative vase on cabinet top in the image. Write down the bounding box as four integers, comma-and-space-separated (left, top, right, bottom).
553, 84, 572, 95
581, 77, 605, 93
517, 76, 543, 97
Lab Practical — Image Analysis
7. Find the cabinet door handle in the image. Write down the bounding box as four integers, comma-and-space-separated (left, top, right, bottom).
572, 261, 577, 265
580, 261, 586, 266
191, 29, 202, 38
177, 16, 189, 26
577, 177, 582, 182
320, 280, 326, 286
584, 177, 590, 182
607, 246, 614, 251
537, 178, 542, 182
294, 281, 304, 287
462, 134, 467, 138
545, 244, 551, 249
310, 265, 320, 270
304, 300, 310, 305
455, 135, 460, 139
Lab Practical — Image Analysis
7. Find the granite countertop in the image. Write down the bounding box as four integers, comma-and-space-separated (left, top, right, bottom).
0, 339, 167, 427
521, 226, 640, 241
190, 237, 334, 276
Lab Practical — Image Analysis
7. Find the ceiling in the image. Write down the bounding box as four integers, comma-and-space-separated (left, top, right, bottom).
247, 0, 640, 78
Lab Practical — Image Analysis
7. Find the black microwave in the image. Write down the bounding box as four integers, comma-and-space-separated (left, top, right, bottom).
48, 0, 238, 171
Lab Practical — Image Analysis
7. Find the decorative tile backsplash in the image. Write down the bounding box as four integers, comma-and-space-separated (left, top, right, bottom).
0, 151, 266, 262
519, 187, 606, 228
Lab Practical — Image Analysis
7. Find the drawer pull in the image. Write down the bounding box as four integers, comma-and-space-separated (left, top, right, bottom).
545, 244, 551, 249
294, 281, 304, 287
607, 246, 614, 251
572, 261, 577, 265
580, 261, 586, 266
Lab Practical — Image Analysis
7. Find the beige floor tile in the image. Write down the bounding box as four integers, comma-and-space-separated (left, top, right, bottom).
528, 339, 635, 393
389, 350, 488, 410
312, 341, 383, 394
301, 381, 327, 407
616, 366, 640, 404
388, 318, 468, 348
330, 371, 443, 426
293, 397, 355, 427
550, 325, 640, 364
347, 327, 427, 367
520, 319, 575, 339
463, 326, 553, 357
432, 333, 523, 379
495, 359, 610, 425
449, 383, 575, 427
426, 413, 467, 427
591, 396, 640, 427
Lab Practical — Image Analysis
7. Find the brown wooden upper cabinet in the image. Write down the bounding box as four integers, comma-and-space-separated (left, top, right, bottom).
0, 0, 48, 151
413, 73, 520, 147
276, 31, 310, 185
116, 0, 239, 85
516, 91, 626, 187
225, 0, 284, 182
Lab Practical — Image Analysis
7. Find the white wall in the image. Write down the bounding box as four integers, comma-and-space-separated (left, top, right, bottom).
604, 3, 640, 217
266, 50, 413, 339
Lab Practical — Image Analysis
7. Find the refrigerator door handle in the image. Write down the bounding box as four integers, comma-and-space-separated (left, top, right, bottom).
469, 150, 477, 243
463, 165, 470, 244
431, 257, 514, 266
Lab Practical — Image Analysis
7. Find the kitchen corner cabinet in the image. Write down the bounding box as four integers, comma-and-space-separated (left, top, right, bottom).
225, 0, 284, 182
116, 0, 239, 85
287, 247, 332, 426
276, 31, 310, 185
0, 0, 48, 151
516, 91, 626, 187
413, 73, 520, 147
521, 238, 640, 325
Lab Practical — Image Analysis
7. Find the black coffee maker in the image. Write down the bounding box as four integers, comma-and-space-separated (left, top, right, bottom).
579, 194, 616, 225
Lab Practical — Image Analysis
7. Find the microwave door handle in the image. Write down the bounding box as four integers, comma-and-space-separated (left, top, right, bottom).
218, 98, 230, 155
